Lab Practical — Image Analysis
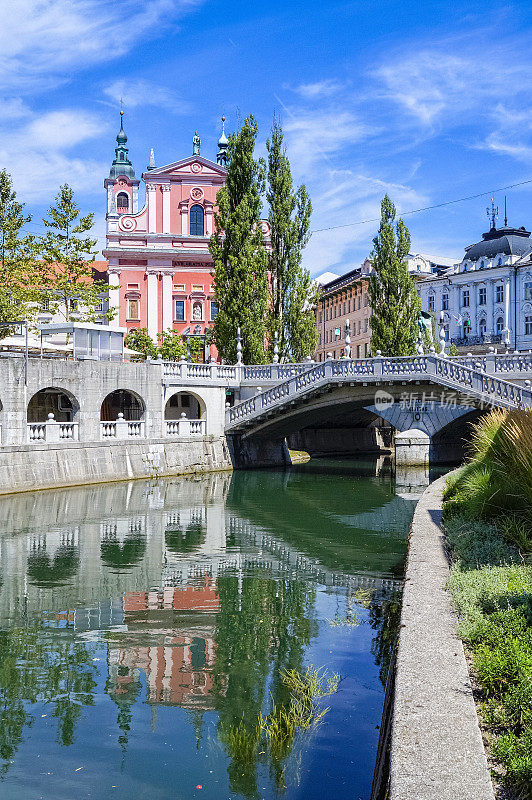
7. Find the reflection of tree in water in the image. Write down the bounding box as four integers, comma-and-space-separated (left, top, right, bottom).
212, 571, 317, 798
369, 590, 402, 686
100, 534, 146, 570
165, 523, 206, 555
0, 624, 97, 775
27, 545, 79, 587
106, 662, 142, 752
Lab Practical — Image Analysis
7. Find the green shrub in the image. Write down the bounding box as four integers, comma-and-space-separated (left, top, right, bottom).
492, 729, 532, 797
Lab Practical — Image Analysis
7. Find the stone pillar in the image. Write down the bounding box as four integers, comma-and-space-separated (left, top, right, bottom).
204, 201, 214, 235
179, 200, 189, 235
147, 184, 157, 233
133, 184, 139, 214
503, 276, 511, 345
486, 279, 494, 335
161, 272, 173, 332
395, 429, 430, 467
161, 185, 171, 233
469, 281, 477, 336
107, 267, 120, 323
147, 270, 159, 341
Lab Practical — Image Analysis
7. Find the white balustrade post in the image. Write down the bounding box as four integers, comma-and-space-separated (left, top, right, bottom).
178, 412, 190, 437
116, 412, 128, 438
45, 413, 60, 442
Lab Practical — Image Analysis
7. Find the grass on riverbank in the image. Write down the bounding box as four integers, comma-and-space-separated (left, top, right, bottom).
443, 410, 532, 798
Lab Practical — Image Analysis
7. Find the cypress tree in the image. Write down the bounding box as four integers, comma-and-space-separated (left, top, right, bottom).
210, 116, 269, 363
368, 195, 421, 356
266, 119, 317, 361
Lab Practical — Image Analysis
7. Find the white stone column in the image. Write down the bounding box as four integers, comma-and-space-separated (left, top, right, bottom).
162, 185, 171, 233
108, 268, 121, 322
147, 270, 159, 341
503, 276, 511, 345
161, 272, 173, 332
179, 200, 189, 235
469, 281, 477, 336
204, 202, 214, 235
147, 184, 157, 234
133, 185, 139, 214
486, 279, 494, 334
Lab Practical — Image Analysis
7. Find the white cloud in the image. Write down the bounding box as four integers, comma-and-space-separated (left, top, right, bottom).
0, 0, 203, 91
103, 80, 192, 114
0, 109, 106, 203
292, 80, 344, 100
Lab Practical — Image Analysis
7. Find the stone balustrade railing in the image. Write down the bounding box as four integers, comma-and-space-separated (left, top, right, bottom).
226, 355, 532, 432
166, 418, 206, 437
27, 415, 79, 443
100, 417, 146, 440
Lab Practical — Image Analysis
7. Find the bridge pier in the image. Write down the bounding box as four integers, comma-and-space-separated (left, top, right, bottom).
394, 429, 430, 467
226, 435, 291, 470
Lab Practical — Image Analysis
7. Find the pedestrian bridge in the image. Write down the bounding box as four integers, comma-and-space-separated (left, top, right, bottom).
225, 354, 532, 466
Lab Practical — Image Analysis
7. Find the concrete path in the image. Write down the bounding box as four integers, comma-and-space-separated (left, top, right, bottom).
389, 473, 495, 800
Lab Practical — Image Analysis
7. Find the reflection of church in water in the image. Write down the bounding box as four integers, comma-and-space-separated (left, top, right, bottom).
106, 579, 222, 720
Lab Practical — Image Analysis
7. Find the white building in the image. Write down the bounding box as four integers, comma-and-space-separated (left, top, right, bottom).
417, 215, 532, 352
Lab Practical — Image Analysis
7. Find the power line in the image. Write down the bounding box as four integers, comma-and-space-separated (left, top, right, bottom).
310, 177, 532, 234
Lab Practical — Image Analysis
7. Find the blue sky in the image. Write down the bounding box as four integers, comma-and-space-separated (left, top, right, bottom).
3, 0, 532, 276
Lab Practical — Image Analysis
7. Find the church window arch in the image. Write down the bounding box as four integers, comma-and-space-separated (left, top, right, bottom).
497, 257, 503, 266
479, 316, 487, 338
496, 316, 504, 335
190, 204, 204, 236
117, 192, 129, 210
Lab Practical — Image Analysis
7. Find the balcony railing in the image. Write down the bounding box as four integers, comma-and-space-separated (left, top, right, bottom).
451, 334, 503, 347
27, 416, 79, 443
100, 415, 145, 440
165, 418, 206, 437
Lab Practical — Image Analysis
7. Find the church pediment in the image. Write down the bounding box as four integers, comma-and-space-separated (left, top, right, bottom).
143, 156, 227, 181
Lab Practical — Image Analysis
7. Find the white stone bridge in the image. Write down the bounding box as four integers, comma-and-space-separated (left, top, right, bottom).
225, 354, 532, 467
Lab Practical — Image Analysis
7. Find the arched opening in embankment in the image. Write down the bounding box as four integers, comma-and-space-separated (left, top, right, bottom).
100, 389, 146, 421
27, 387, 79, 423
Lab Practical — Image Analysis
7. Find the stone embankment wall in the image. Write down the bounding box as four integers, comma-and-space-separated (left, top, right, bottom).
0, 437, 232, 495
387, 473, 494, 800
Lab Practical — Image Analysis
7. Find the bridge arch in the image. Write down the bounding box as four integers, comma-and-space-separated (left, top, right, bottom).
27, 387, 79, 422
164, 391, 206, 421
100, 389, 145, 421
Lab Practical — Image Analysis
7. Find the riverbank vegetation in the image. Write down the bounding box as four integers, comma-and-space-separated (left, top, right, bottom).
443, 409, 532, 798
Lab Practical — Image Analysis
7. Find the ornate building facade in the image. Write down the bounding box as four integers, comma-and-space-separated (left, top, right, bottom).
103, 113, 230, 352
417, 207, 532, 352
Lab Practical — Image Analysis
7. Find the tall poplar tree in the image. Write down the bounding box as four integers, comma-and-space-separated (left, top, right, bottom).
367, 195, 421, 356
0, 169, 39, 332
210, 116, 269, 364
266, 120, 317, 361
39, 185, 111, 323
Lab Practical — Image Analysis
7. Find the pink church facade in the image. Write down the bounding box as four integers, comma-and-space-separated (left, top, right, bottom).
103, 115, 229, 357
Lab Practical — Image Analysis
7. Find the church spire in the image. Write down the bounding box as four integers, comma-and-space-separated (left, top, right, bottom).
217, 114, 228, 166
109, 108, 135, 179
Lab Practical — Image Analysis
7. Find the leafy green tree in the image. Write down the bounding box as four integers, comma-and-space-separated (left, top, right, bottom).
39, 185, 111, 323
124, 327, 157, 359
0, 169, 40, 333
157, 328, 187, 361
210, 116, 269, 364
367, 195, 421, 356
266, 120, 317, 361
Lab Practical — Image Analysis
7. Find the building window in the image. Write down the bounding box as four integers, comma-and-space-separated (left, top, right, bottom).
174, 300, 185, 321
497, 257, 502, 266
496, 316, 504, 334
479, 287, 486, 305
174, 283, 185, 292
364, 319, 368, 332
127, 299, 140, 321
463, 318, 471, 333
428, 294, 435, 311
462, 289, 469, 307
190, 204, 204, 236
496, 284, 504, 304
480, 260, 485, 269
479, 318, 487, 338
210, 301, 218, 320
69, 298, 78, 312
442, 293, 449, 310
116, 192, 129, 210
191, 284, 204, 292
525, 282, 532, 301
526, 316, 532, 335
